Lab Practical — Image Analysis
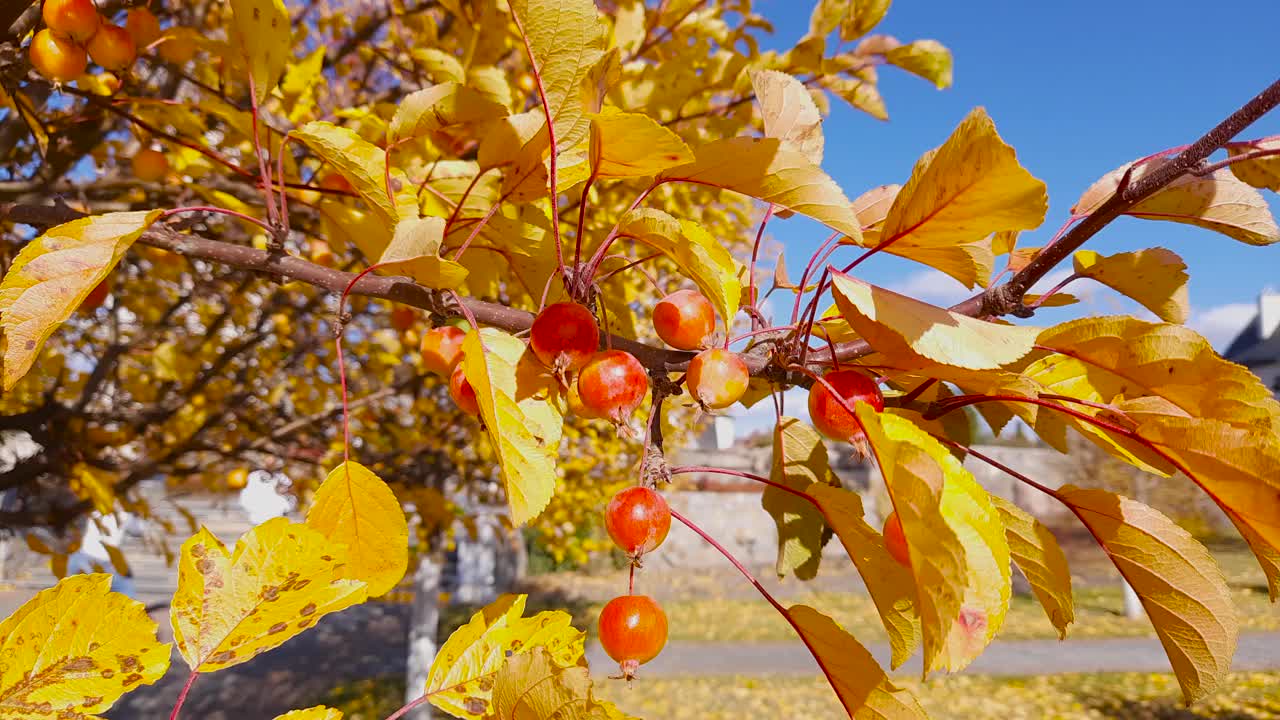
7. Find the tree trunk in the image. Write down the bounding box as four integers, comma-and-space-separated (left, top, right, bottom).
404, 555, 443, 720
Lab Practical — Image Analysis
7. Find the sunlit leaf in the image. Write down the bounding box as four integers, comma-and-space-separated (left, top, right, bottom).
461, 329, 565, 526
751, 70, 824, 165
786, 604, 928, 718
306, 461, 409, 597
426, 594, 585, 719
1226, 139, 1280, 191
0, 574, 170, 718
490, 647, 633, 719
884, 39, 953, 89
763, 418, 837, 580
170, 518, 368, 672
509, 0, 608, 148
1072, 248, 1189, 323
229, 0, 290, 104
0, 210, 161, 391
1057, 486, 1238, 704
588, 108, 694, 178
388, 84, 509, 144
989, 495, 1074, 639
831, 272, 1040, 370
293, 122, 416, 232
272, 708, 343, 720
410, 48, 466, 84
376, 217, 470, 289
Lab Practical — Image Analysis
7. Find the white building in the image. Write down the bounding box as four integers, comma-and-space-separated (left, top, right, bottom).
1223, 291, 1280, 396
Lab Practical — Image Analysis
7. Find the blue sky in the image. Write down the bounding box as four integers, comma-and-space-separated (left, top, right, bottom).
729, 0, 1280, 435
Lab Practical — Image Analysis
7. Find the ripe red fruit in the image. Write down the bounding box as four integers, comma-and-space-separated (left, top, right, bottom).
808, 369, 884, 445
390, 305, 416, 332
652, 289, 715, 350
125, 7, 161, 48
565, 380, 602, 419
156, 31, 195, 64
420, 326, 466, 377
42, 0, 100, 43
605, 487, 671, 558
449, 363, 479, 416
131, 148, 168, 182
86, 23, 136, 71
29, 29, 87, 82
883, 511, 910, 567
686, 348, 748, 410
577, 350, 647, 423
80, 279, 110, 312
530, 302, 599, 372
598, 595, 668, 679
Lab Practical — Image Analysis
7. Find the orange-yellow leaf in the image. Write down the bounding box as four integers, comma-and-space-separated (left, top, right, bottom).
751, 70, 824, 165
489, 647, 633, 720
588, 109, 693, 178
293, 122, 416, 232
170, 518, 368, 672
786, 605, 928, 718
1058, 486, 1238, 704
272, 708, 343, 720
990, 495, 1074, 639
763, 418, 839, 581
509, 0, 608, 149
831, 272, 1040, 370
375, 217, 469, 289
228, 0, 290, 104
1226, 140, 1280, 191
0, 574, 170, 718
1072, 248, 1189, 323
388, 83, 509, 144
0, 210, 162, 391
884, 39, 954, 89
306, 461, 409, 597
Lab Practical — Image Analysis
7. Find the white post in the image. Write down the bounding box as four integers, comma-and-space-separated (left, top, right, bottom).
1122, 579, 1144, 619
404, 556, 443, 720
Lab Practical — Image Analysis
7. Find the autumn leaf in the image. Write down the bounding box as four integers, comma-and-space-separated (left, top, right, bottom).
807, 483, 921, 669
0, 574, 170, 718
850, 184, 900, 244
751, 70, 824, 165
375, 217, 470, 289
1072, 248, 1189, 323
1226, 139, 1280, 190
305, 461, 409, 597
272, 708, 343, 720
0, 210, 161, 391
856, 407, 967, 673
659, 137, 863, 242
884, 39, 954, 89
426, 594, 585, 719
616, 209, 742, 329
508, 0, 608, 149
170, 518, 368, 672
1057, 486, 1238, 704
786, 605, 928, 718
293, 122, 416, 232
830, 271, 1040, 370
410, 48, 465, 84
588, 109, 694, 178
461, 329, 565, 526
874, 108, 1046, 286
388, 83, 509, 144
488, 647, 631, 719
1073, 161, 1280, 246
229, 0, 290, 104
762, 418, 838, 580
990, 495, 1074, 639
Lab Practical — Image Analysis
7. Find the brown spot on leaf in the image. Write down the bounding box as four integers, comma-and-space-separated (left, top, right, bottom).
191, 543, 206, 558
300, 603, 317, 617
477, 676, 494, 691
118, 655, 140, 672
122, 673, 144, 686
82, 695, 103, 707
268, 622, 288, 635
208, 650, 237, 665
261, 586, 280, 601
101, 669, 115, 679
464, 697, 487, 714
64, 656, 96, 672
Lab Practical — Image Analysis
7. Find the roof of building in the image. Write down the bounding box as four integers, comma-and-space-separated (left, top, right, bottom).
1223, 313, 1280, 366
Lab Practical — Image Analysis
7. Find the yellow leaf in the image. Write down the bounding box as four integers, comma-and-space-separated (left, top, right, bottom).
170, 518, 368, 672
410, 48, 466, 83
0, 574, 170, 718
763, 418, 838, 580
830, 272, 1040, 370
509, 0, 608, 149
272, 708, 342, 720
461, 329, 565, 526
587, 108, 694, 178
876, 108, 1046, 285
991, 230, 1019, 256
229, 0, 290, 104
821, 75, 887, 121
1057, 486, 1238, 704
990, 495, 1074, 639
71, 464, 116, 515
842, 0, 892, 41
934, 466, 1010, 672
375, 217, 470, 289
427, 595, 585, 719
884, 39, 954, 89
616, 209, 742, 330
807, 483, 920, 669
1073, 161, 1280, 246
850, 183, 901, 244
490, 647, 631, 720
293, 122, 416, 232
1226, 139, 1280, 191
388, 84, 509, 144
750, 70, 824, 165
102, 543, 132, 577
1072, 248, 1189, 323
786, 605, 928, 718
856, 407, 967, 673
0, 211, 161, 391
317, 199, 389, 258
1032, 316, 1280, 434
659, 137, 863, 242
306, 461, 409, 597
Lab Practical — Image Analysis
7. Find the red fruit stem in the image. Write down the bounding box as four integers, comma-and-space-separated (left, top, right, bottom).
168, 671, 198, 720
790, 231, 840, 324
746, 203, 775, 331
245, 74, 279, 229
573, 170, 599, 270
276, 134, 294, 235
898, 378, 937, 404
336, 265, 384, 462
450, 200, 502, 261
444, 168, 489, 235
668, 506, 858, 717
931, 434, 1059, 498
1025, 273, 1078, 310
585, 184, 657, 278
669, 465, 819, 508
628, 562, 636, 595
382, 693, 433, 720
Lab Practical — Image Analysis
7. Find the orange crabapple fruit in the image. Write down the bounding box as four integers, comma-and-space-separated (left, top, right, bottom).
605, 486, 671, 559
652, 289, 715, 350
420, 326, 466, 377
131, 148, 168, 182
529, 302, 599, 373
685, 348, 748, 410
29, 29, 87, 82
449, 363, 479, 416
86, 23, 135, 71
808, 369, 884, 447
42, 0, 100, 43
125, 7, 161, 48
598, 594, 668, 680
390, 305, 416, 332
156, 31, 195, 64
576, 350, 647, 424
883, 511, 910, 567
80, 278, 110, 312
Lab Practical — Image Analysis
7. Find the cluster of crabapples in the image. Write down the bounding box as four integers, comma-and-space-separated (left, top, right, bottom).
28, 1, 196, 84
